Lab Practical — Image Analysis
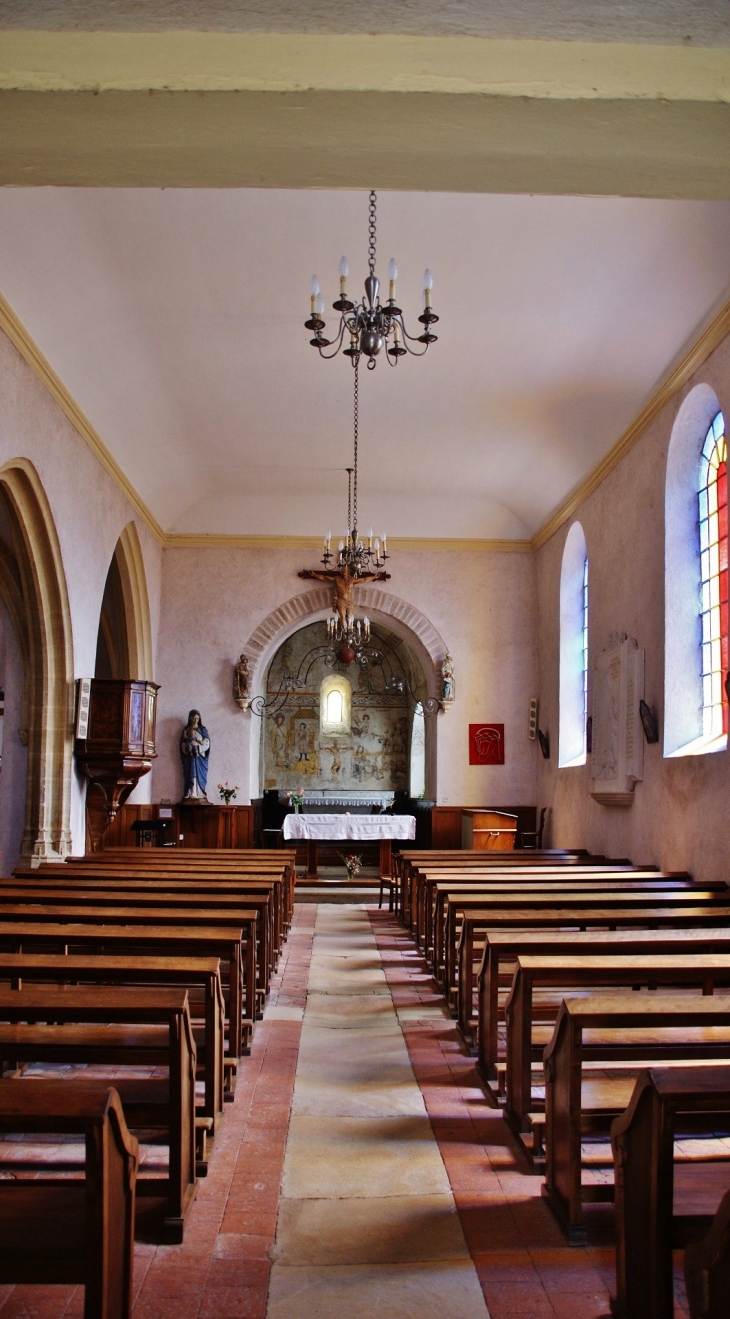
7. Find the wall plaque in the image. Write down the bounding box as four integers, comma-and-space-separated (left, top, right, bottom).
469, 723, 505, 765
591, 636, 644, 806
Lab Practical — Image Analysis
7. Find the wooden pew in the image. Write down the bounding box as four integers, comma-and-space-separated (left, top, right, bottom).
505, 953, 730, 1136
0, 1081, 137, 1319
476, 928, 730, 1084
437, 875, 707, 987
396, 849, 593, 927
440, 890, 729, 1011
611, 1065, 730, 1319
0, 985, 197, 1242
0, 922, 247, 1059
685, 1186, 730, 1319
542, 994, 730, 1242
3, 885, 271, 1011
0, 904, 257, 1040
0, 951, 225, 1127
415, 861, 644, 951
17, 870, 279, 986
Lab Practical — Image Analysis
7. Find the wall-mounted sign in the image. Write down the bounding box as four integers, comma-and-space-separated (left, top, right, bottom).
469, 723, 505, 765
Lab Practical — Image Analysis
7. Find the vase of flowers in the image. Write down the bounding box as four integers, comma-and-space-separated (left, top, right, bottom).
217, 781, 239, 806
287, 790, 304, 814
339, 852, 363, 881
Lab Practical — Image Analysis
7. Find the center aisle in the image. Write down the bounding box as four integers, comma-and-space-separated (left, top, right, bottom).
267, 905, 490, 1317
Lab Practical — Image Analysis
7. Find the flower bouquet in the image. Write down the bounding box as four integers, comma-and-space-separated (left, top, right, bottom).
217, 781, 239, 806
287, 790, 305, 813
339, 852, 363, 881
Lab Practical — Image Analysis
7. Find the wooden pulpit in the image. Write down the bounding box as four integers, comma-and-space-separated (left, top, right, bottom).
75, 679, 159, 851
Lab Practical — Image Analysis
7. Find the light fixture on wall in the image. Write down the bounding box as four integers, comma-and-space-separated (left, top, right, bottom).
299, 361, 391, 662
304, 191, 439, 370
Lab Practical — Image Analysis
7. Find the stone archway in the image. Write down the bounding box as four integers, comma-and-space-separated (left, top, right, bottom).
0, 458, 74, 861
241, 586, 450, 800
98, 521, 154, 681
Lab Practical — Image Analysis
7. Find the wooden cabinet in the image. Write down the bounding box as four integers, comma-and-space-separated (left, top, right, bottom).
461, 810, 517, 850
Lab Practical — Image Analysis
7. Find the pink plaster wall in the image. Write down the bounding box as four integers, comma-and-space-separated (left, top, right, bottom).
153, 545, 539, 808
0, 330, 163, 863
536, 335, 730, 883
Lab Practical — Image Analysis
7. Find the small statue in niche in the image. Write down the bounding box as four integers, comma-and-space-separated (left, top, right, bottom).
234, 653, 251, 710
441, 653, 455, 704
180, 709, 211, 802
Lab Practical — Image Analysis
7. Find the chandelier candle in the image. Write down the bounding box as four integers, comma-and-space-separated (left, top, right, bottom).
304, 190, 439, 370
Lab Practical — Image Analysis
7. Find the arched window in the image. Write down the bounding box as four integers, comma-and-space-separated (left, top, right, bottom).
325, 688, 343, 726
665, 385, 727, 757
320, 674, 351, 736
699, 411, 728, 741
410, 702, 425, 798
559, 521, 588, 768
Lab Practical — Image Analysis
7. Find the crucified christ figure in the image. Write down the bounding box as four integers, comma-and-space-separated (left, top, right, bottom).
298, 564, 390, 632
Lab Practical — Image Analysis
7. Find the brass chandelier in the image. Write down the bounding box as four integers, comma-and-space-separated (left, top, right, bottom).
304, 191, 439, 370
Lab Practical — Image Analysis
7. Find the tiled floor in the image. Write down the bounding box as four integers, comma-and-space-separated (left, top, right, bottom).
0, 902, 705, 1316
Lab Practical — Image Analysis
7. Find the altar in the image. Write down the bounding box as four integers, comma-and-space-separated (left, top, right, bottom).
282, 812, 416, 878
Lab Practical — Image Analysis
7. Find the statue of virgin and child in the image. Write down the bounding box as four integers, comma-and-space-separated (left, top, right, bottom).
180, 709, 211, 802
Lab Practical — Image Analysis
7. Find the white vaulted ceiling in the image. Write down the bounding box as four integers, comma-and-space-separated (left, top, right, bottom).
0, 187, 729, 539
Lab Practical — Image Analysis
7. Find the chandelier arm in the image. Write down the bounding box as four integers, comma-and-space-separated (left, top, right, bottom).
315, 320, 348, 359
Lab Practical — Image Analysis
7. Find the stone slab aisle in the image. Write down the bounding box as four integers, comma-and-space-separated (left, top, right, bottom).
267, 904, 490, 1318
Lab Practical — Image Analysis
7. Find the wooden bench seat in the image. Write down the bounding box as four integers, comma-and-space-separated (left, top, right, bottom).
685, 1184, 730, 1319
476, 929, 730, 1082
0, 1080, 137, 1318
542, 995, 730, 1242
397, 850, 594, 928
1, 888, 269, 1011
0, 951, 225, 1123
0, 905, 257, 1041
438, 876, 711, 986
0, 985, 196, 1242
444, 899, 730, 1020
0, 922, 247, 1059
611, 1065, 730, 1319
504, 954, 730, 1135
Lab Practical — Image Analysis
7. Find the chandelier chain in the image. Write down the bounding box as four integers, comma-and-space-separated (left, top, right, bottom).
368, 190, 377, 275
352, 358, 359, 533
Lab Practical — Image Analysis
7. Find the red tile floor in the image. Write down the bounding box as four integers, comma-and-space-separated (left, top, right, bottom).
0, 902, 712, 1317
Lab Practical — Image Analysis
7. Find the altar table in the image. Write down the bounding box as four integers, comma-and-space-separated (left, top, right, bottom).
282, 813, 416, 879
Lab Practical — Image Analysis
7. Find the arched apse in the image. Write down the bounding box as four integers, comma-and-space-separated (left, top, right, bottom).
665, 383, 724, 756
0, 459, 73, 864
558, 521, 588, 768
261, 620, 427, 795
96, 522, 154, 681
242, 587, 448, 799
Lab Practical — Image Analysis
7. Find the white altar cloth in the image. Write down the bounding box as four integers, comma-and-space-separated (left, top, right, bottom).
283, 813, 416, 842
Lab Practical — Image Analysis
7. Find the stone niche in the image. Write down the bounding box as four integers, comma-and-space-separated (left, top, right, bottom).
262, 621, 426, 793
591, 635, 645, 807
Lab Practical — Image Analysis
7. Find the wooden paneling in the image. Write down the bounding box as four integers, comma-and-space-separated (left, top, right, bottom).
100, 803, 254, 850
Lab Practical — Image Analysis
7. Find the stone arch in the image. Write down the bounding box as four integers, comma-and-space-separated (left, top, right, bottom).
0, 458, 74, 861
114, 522, 154, 680
242, 587, 450, 800
243, 586, 449, 682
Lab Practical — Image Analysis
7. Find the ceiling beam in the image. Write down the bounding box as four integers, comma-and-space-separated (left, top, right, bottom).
1, 32, 729, 196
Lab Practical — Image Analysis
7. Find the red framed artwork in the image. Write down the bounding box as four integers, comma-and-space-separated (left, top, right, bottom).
469, 723, 505, 765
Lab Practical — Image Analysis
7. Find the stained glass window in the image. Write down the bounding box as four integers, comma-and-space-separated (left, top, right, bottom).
699, 411, 728, 740
582, 557, 589, 754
